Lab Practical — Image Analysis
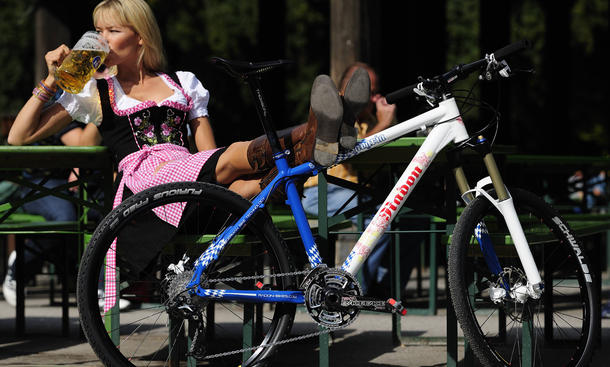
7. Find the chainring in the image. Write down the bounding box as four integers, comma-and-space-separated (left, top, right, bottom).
303, 266, 362, 329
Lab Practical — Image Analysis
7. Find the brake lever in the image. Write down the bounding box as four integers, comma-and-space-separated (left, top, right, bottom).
480, 57, 526, 81
414, 77, 441, 107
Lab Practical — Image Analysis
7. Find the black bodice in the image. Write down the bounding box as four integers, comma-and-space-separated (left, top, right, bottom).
96, 76, 191, 164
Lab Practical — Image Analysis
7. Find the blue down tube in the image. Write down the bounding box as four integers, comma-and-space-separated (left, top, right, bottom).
194, 288, 305, 303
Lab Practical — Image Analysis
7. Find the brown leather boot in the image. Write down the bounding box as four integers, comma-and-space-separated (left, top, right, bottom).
339, 67, 371, 150
246, 74, 343, 171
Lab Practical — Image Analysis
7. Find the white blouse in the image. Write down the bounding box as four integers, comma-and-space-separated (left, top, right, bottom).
57, 71, 209, 126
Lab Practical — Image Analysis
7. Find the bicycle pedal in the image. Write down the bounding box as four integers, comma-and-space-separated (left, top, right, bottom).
386, 298, 407, 316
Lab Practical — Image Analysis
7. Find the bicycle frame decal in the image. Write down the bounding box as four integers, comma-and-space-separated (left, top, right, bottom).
342, 100, 467, 275
194, 288, 305, 303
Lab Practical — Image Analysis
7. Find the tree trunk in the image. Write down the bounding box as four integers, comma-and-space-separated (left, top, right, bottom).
330, 0, 361, 85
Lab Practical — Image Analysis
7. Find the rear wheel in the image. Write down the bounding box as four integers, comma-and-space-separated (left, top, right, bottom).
77, 182, 296, 366
448, 188, 598, 366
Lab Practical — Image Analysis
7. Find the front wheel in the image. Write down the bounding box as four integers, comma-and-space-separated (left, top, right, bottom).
448, 188, 598, 366
77, 181, 297, 366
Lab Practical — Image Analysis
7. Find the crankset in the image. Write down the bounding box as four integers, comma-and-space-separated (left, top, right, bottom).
302, 266, 407, 329
340, 295, 407, 315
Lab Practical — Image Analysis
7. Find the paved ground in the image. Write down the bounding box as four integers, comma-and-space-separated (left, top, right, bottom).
1, 275, 609, 366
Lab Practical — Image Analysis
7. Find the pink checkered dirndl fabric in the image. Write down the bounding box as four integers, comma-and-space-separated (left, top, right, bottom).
104, 143, 220, 313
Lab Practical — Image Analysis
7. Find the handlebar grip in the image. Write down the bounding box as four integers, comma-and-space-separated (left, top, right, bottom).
493, 39, 531, 60
386, 83, 419, 104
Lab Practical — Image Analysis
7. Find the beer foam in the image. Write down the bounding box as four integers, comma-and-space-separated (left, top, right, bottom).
73, 32, 109, 52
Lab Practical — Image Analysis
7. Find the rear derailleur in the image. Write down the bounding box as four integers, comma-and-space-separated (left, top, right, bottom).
161, 255, 207, 359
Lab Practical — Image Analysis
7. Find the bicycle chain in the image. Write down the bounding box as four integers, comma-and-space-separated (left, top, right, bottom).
202, 329, 330, 360
201, 269, 332, 360
205, 269, 310, 284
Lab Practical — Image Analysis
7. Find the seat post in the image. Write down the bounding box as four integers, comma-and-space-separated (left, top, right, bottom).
244, 75, 284, 158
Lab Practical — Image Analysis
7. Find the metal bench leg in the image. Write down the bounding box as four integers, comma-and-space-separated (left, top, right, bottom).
446, 272, 458, 367
319, 328, 330, 367
391, 231, 402, 345
445, 225, 459, 367
317, 173, 330, 367
522, 316, 533, 367
61, 236, 70, 336
15, 235, 25, 336
429, 222, 438, 315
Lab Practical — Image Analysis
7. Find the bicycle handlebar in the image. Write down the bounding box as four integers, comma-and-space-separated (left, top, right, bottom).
494, 39, 530, 61
386, 40, 531, 104
385, 83, 419, 105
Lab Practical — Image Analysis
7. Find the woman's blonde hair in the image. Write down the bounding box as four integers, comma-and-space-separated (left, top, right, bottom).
93, 0, 166, 72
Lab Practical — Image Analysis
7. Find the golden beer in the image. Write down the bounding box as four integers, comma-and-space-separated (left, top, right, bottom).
55, 50, 108, 94
55, 31, 109, 94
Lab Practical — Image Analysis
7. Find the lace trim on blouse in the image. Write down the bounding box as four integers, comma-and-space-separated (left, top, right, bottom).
106, 73, 193, 116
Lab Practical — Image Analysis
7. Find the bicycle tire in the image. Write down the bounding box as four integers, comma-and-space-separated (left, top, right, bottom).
77, 181, 296, 366
448, 188, 598, 367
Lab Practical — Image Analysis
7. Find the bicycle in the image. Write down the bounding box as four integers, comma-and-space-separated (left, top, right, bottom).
76, 40, 598, 367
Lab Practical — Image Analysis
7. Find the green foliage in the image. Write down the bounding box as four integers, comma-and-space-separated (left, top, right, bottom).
0, 0, 35, 116
446, 0, 480, 122
285, 0, 327, 124
446, 0, 479, 69
572, 0, 608, 54
571, 0, 609, 153
510, 0, 545, 113
160, 0, 258, 58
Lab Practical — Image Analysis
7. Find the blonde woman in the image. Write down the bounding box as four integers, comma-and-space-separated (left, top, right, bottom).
10, 0, 369, 207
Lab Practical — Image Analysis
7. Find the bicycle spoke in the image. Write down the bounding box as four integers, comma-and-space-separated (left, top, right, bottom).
128, 310, 165, 363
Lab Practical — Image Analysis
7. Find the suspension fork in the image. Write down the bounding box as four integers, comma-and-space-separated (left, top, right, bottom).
448, 143, 504, 278
451, 137, 543, 294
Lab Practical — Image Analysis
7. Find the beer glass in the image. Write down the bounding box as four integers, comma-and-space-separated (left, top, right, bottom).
55, 31, 110, 94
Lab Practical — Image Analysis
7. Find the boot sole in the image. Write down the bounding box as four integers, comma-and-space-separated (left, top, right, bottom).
340, 67, 371, 150
310, 75, 343, 166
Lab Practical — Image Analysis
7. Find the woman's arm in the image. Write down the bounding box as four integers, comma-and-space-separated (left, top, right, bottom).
189, 116, 216, 151
9, 97, 73, 146
362, 96, 396, 137
59, 124, 83, 146
79, 123, 103, 146
8, 45, 73, 146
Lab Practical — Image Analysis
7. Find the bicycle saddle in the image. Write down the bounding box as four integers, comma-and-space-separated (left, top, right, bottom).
211, 57, 293, 79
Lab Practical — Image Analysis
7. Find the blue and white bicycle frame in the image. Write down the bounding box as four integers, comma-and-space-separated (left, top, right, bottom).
186, 96, 543, 303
